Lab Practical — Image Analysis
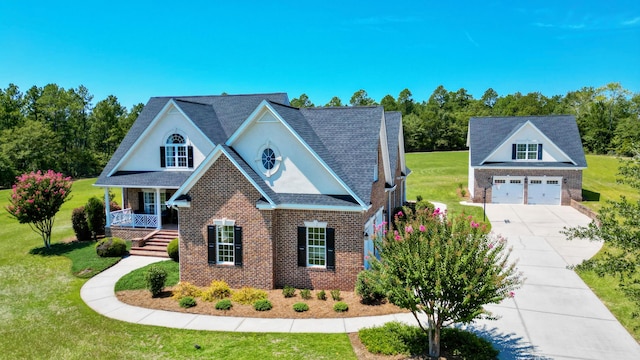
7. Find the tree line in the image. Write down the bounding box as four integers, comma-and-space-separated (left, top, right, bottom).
1, 82, 638, 187
0, 83, 143, 187
292, 82, 640, 156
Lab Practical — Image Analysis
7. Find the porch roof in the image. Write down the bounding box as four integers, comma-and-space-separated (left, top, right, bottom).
95, 171, 191, 188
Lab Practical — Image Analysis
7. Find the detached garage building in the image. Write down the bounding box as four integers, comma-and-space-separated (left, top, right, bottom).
467, 115, 586, 206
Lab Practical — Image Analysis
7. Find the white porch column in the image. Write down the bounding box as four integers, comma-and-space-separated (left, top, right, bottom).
155, 188, 161, 229
104, 188, 111, 227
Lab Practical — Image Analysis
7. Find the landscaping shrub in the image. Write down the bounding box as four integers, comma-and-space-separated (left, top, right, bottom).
300, 289, 311, 300
282, 285, 296, 298
293, 302, 309, 312
95, 237, 127, 257
316, 290, 327, 300
215, 299, 232, 311
441, 327, 498, 359
359, 321, 426, 355
145, 265, 167, 297
85, 196, 105, 240
355, 270, 386, 304
253, 299, 272, 311
415, 199, 435, 212
358, 322, 498, 359
71, 206, 92, 241
232, 287, 268, 305
167, 238, 179, 262
201, 280, 231, 301
179, 296, 196, 308
330, 289, 341, 301
171, 281, 201, 300
333, 302, 349, 312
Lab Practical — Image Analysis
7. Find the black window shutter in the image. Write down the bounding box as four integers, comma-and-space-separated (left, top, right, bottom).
187, 146, 194, 168
326, 228, 335, 271
160, 146, 166, 167
138, 192, 144, 213
297, 227, 306, 267
234, 226, 243, 266
207, 225, 216, 264
511, 144, 516, 160
537, 144, 543, 160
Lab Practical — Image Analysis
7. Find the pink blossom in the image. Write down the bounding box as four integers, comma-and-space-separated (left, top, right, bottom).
395, 235, 402, 241
433, 208, 441, 215
396, 211, 404, 217
394, 230, 401, 241
470, 221, 479, 228
419, 225, 426, 232
488, 243, 494, 249
364, 255, 370, 260
405, 225, 413, 234
509, 291, 515, 298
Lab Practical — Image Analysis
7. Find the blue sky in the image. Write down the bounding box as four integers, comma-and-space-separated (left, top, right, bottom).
1, 1, 638, 108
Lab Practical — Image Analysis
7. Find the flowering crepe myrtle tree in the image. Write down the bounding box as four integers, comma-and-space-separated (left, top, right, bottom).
5, 170, 72, 249
370, 208, 523, 359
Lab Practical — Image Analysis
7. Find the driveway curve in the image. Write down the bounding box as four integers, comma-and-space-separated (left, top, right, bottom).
471, 204, 640, 360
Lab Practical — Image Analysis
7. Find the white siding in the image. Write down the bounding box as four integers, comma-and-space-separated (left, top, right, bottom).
119, 106, 214, 171
484, 123, 573, 163
233, 111, 348, 195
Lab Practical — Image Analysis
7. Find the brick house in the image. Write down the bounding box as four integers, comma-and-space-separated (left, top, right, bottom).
467, 115, 586, 206
95, 93, 409, 290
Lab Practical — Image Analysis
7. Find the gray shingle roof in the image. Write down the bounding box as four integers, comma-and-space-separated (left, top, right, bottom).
468, 115, 587, 168
97, 93, 403, 209
385, 111, 401, 179
300, 106, 384, 206
96, 93, 288, 186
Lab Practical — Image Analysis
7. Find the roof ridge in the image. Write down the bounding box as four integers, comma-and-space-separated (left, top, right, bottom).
471, 114, 573, 119
152, 92, 288, 100
173, 98, 211, 106
267, 100, 300, 110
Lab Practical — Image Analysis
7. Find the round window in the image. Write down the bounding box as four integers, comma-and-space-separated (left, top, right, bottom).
262, 148, 276, 170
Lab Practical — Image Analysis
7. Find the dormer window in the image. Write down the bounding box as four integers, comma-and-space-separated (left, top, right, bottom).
160, 133, 194, 169
512, 143, 542, 161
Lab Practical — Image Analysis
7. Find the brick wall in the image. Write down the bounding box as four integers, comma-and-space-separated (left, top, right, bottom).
107, 227, 155, 240
178, 155, 275, 289
273, 209, 363, 291
472, 168, 583, 205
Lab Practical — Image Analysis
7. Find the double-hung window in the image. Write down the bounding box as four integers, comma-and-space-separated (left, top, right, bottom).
297, 221, 335, 270
512, 143, 542, 160
160, 133, 194, 168
207, 220, 243, 266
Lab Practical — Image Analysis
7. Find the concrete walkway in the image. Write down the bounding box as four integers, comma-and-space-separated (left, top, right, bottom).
470, 204, 640, 360
80, 204, 640, 359
81, 255, 424, 333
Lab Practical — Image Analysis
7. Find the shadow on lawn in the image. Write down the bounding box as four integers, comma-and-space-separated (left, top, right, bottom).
465, 325, 551, 360
29, 241, 95, 257
582, 189, 601, 202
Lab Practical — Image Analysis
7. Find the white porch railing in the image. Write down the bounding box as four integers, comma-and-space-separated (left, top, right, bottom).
110, 208, 159, 228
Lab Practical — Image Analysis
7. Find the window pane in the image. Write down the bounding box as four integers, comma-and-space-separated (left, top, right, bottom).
217, 225, 235, 263
307, 227, 326, 267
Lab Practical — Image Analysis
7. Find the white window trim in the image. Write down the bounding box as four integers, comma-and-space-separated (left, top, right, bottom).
304, 221, 327, 268
165, 133, 189, 168
215, 223, 235, 265
515, 142, 539, 161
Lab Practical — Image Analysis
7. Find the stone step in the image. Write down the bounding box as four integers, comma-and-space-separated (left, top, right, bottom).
130, 249, 169, 258
132, 245, 168, 252
146, 240, 171, 246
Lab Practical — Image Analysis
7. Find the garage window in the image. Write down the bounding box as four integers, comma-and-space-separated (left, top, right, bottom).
547, 180, 559, 185
530, 180, 542, 184
512, 143, 543, 160
510, 179, 521, 184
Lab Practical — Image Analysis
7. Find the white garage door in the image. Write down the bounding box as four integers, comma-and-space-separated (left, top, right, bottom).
492, 177, 524, 204
528, 177, 562, 205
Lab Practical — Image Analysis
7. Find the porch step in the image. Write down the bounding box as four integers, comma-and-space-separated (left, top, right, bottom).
130, 229, 178, 258
130, 248, 170, 258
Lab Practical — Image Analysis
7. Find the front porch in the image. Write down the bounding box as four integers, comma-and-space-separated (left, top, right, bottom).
103, 187, 179, 238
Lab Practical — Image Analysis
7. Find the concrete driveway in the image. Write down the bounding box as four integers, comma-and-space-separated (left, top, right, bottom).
470, 204, 640, 360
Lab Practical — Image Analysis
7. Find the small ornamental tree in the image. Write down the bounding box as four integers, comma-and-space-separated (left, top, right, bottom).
370, 208, 522, 359
5, 170, 72, 249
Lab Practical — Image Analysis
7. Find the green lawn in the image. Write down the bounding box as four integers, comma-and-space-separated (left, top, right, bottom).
0, 179, 355, 359
581, 154, 640, 213
406, 151, 484, 220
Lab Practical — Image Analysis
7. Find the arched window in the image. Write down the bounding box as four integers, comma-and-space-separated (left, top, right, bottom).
160, 133, 193, 168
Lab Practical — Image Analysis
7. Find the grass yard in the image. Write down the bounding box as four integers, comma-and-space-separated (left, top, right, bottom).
406, 151, 485, 220
581, 154, 640, 213
0, 179, 355, 359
